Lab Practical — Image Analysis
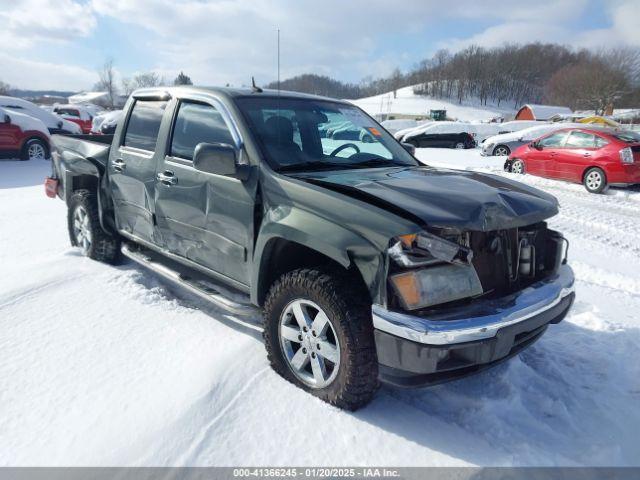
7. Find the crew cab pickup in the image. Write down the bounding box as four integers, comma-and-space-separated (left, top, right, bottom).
48, 87, 575, 410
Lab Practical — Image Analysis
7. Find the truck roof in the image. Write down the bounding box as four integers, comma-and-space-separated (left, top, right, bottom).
132, 86, 346, 104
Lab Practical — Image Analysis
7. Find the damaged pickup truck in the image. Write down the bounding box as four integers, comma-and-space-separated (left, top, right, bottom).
47, 86, 575, 410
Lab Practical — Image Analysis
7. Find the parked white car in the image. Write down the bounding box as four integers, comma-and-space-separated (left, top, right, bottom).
481, 123, 584, 156
0, 96, 82, 134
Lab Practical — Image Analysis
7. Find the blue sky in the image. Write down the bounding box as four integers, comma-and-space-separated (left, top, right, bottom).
1, 0, 639, 91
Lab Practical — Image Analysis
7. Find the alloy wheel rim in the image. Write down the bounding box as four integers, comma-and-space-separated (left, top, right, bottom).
455, 143, 465, 149
279, 299, 340, 389
586, 171, 602, 190
73, 206, 92, 254
28, 143, 46, 160
513, 160, 524, 174
495, 147, 508, 156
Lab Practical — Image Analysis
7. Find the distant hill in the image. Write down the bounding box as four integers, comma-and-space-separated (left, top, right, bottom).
265, 74, 363, 99
8, 89, 75, 99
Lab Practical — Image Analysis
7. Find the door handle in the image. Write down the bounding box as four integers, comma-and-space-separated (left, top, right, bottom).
157, 170, 178, 185
583, 152, 592, 157
112, 158, 126, 172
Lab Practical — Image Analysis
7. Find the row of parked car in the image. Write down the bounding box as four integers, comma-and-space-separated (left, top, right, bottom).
0, 95, 124, 161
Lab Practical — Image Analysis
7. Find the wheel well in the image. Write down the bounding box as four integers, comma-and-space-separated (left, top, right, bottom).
582, 166, 606, 181
257, 238, 368, 306
21, 136, 50, 155
71, 175, 99, 196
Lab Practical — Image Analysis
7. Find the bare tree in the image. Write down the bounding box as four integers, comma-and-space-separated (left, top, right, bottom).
0, 80, 10, 95
95, 58, 118, 108
133, 72, 163, 88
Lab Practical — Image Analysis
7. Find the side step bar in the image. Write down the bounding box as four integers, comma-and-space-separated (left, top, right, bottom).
121, 243, 258, 317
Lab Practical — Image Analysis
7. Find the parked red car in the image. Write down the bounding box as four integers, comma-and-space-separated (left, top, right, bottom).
0, 107, 50, 160
505, 127, 640, 193
53, 105, 93, 134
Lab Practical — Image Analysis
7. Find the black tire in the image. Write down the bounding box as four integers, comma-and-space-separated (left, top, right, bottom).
583, 167, 607, 194
67, 190, 120, 264
493, 145, 510, 156
21, 137, 49, 161
453, 142, 465, 149
263, 268, 379, 410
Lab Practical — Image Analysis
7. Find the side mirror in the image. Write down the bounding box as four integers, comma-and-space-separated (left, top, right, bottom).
401, 142, 416, 156
57, 120, 63, 129
193, 142, 249, 180
531, 141, 543, 150
3, 114, 10, 124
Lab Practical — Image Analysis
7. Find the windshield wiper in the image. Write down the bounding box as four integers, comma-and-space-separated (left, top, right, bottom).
277, 161, 351, 173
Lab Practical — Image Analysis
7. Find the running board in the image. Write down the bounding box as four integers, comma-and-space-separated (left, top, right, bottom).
121, 244, 258, 317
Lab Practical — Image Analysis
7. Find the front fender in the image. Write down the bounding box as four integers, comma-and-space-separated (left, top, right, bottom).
252, 205, 385, 305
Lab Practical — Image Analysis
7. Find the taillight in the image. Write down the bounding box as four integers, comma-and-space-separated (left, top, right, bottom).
44, 177, 59, 198
620, 147, 634, 164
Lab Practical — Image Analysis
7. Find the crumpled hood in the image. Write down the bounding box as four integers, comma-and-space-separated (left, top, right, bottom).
293, 166, 559, 231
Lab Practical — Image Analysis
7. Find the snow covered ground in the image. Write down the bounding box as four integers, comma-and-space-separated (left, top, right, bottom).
1, 153, 639, 467
351, 86, 516, 122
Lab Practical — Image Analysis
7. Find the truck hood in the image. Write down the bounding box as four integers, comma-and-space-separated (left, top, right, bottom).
292, 166, 559, 232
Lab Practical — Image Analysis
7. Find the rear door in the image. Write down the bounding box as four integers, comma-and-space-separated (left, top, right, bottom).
109, 98, 168, 245
555, 130, 600, 181
154, 97, 255, 287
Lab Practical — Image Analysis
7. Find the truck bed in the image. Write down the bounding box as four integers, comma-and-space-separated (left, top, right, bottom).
51, 134, 114, 170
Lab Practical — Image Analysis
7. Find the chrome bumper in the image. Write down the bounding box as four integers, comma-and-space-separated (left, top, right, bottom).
373, 264, 575, 346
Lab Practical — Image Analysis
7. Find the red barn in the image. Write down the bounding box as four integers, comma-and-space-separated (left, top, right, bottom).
515, 104, 572, 121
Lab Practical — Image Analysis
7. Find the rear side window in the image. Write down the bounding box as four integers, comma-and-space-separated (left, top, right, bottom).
565, 131, 595, 148
170, 101, 234, 160
123, 100, 167, 151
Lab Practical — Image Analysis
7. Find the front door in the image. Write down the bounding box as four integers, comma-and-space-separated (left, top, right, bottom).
154, 98, 256, 287
109, 98, 168, 245
527, 131, 569, 177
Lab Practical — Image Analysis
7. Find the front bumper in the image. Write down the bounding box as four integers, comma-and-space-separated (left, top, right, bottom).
373, 264, 575, 387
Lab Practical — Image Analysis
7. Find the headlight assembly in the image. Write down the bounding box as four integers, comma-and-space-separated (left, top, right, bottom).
388, 231, 481, 310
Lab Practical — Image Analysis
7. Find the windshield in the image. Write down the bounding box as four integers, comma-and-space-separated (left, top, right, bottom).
235, 97, 419, 172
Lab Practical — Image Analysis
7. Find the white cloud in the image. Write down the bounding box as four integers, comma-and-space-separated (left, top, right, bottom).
0, 53, 98, 91
0, 0, 97, 48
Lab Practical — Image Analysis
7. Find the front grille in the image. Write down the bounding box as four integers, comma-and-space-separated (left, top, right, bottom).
470, 222, 563, 296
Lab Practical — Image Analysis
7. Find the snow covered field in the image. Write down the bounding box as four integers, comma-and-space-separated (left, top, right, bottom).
351, 86, 515, 122
1, 152, 639, 467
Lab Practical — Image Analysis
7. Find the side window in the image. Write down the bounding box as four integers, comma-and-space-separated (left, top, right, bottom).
170, 102, 234, 160
594, 136, 609, 148
565, 131, 595, 148
539, 132, 568, 147
123, 100, 167, 151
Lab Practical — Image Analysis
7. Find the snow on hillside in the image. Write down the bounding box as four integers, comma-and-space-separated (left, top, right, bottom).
1, 156, 639, 466
351, 85, 516, 122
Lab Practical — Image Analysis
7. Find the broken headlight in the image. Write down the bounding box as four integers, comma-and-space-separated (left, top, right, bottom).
389, 232, 473, 267
388, 232, 482, 311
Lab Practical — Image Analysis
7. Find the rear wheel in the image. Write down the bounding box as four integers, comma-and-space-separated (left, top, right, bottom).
68, 190, 120, 263
583, 167, 607, 194
22, 138, 48, 161
454, 142, 465, 149
263, 268, 379, 410
511, 159, 525, 174
493, 145, 510, 156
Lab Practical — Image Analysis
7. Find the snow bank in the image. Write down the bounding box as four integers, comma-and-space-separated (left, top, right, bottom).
0, 155, 639, 466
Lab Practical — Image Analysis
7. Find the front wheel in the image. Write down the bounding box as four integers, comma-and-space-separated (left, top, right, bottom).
583, 167, 607, 194
68, 190, 120, 263
454, 142, 465, 149
493, 145, 510, 156
511, 159, 525, 174
263, 268, 379, 410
